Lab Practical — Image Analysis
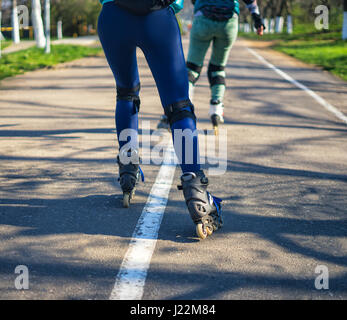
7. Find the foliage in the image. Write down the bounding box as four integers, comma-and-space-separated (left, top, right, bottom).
0, 0, 102, 37
239, 0, 343, 32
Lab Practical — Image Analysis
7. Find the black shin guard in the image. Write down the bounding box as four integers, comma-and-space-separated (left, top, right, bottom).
117, 84, 141, 114
163, 99, 196, 126
207, 63, 225, 88
187, 61, 202, 85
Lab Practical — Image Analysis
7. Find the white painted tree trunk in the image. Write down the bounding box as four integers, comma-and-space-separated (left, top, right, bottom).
0, 9, 4, 41
12, 2, 20, 44
287, 15, 293, 34
0, 11, 5, 41
263, 18, 269, 34
269, 18, 275, 34
343, 12, 347, 40
44, 0, 50, 54
0, 11, 2, 58
32, 0, 46, 48
57, 20, 63, 39
0, 0, 3, 58
267, 18, 271, 33
275, 16, 284, 33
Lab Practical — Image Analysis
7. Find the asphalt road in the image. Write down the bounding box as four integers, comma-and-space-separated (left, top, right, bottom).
0, 36, 346, 300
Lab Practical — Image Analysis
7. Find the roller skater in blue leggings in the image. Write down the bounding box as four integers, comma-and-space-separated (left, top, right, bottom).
98, 0, 222, 239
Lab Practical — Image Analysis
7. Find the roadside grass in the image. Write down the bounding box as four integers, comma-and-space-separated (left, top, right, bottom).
1, 40, 12, 50
273, 39, 347, 81
0, 44, 103, 81
239, 24, 347, 81
240, 23, 342, 41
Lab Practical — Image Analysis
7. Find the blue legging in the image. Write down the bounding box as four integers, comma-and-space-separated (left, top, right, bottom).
98, 3, 200, 173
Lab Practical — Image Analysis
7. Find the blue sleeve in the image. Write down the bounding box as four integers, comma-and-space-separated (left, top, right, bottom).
170, 0, 184, 14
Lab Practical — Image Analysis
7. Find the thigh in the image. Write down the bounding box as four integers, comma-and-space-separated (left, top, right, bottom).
211, 16, 239, 66
139, 7, 189, 106
187, 16, 213, 66
98, 3, 139, 88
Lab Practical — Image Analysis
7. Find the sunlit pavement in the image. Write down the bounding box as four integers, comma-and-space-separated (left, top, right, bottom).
0, 36, 346, 300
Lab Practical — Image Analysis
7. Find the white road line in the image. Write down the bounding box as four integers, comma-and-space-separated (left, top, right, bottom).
247, 47, 347, 125
109, 138, 176, 300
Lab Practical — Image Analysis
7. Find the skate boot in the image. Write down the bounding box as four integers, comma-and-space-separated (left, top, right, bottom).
117, 149, 144, 208
157, 115, 170, 131
178, 171, 223, 239
209, 99, 224, 135
188, 82, 195, 101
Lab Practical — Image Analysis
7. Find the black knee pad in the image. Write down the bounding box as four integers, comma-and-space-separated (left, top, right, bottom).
187, 61, 202, 85
117, 83, 141, 114
207, 63, 226, 87
163, 99, 196, 126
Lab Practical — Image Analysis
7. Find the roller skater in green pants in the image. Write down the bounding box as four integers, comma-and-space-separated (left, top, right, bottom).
187, 0, 265, 134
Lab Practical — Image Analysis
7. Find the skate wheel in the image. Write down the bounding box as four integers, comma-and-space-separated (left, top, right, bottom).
131, 189, 136, 200
123, 193, 130, 208
196, 223, 208, 240
206, 225, 213, 236
213, 126, 219, 136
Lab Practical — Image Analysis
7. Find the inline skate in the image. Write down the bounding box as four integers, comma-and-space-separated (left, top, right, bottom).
178, 171, 223, 239
117, 149, 144, 208
209, 99, 224, 136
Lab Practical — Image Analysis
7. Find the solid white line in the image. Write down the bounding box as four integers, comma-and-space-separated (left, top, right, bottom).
109, 138, 176, 300
247, 47, 347, 125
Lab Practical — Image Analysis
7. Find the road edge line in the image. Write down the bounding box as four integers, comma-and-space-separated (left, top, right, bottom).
247, 47, 347, 125
109, 138, 176, 300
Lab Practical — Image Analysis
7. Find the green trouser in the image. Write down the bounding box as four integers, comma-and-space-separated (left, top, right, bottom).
187, 13, 239, 102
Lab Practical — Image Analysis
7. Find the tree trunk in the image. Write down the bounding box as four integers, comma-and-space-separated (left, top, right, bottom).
343, 0, 347, 40
57, 20, 63, 39
0, 0, 4, 43
32, 0, 46, 48
0, 8, 2, 58
12, 0, 20, 43
44, 0, 51, 53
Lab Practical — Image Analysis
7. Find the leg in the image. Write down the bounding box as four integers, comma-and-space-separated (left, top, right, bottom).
186, 15, 214, 100
138, 9, 222, 237
98, 3, 143, 207
98, 3, 140, 151
208, 15, 238, 132
139, 7, 200, 173
209, 15, 239, 102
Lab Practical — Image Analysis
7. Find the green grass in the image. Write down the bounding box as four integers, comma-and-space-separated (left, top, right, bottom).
239, 23, 342, 41
274, 39, 347, 81
1, 40, 12, 50
0, 44, 102, 81
239, 24, 347, 81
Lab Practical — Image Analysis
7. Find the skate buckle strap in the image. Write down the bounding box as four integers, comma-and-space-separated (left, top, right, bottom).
164, 100, 196, 126
139, 166, 145, 182
177, 172, 196, 190
118, 166, 144, 183
211, 194, 223, 223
